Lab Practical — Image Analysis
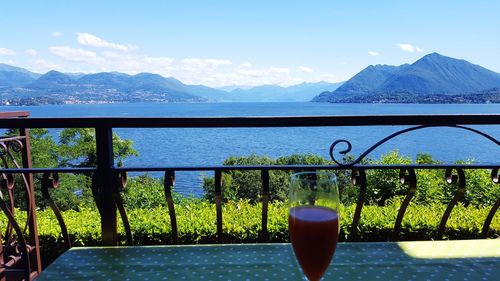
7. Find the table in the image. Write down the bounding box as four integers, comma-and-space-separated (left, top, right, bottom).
38, 239, 499, 280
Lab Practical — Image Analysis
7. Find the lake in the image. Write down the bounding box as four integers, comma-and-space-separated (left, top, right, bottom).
1, 102, 499, 196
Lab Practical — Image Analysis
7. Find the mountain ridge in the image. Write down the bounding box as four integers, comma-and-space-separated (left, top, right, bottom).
227, 81, 343, 102
312, 53, 500, 103
0, 64, 341, 104
2, 53, 499, 105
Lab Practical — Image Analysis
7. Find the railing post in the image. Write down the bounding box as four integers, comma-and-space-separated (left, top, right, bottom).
19, 126, 42, 274
164, 170, 179, 244
95, 127, 117, 245
260, 170, 270, 242
214, 170, 223, 243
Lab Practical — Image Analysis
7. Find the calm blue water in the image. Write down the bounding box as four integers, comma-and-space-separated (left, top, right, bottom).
2, 102, 499, 196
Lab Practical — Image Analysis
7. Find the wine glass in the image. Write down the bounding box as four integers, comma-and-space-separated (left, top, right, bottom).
288, 171, 340, 281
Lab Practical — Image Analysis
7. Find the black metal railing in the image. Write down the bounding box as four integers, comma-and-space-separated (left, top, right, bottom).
1, 113, 499, 249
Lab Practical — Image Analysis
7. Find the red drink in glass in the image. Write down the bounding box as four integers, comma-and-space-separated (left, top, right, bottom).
289, 206, 339, 281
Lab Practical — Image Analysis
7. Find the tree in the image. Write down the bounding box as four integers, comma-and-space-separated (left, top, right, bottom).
58, 128, 137, 167
202, 154, 356, 203
6, 128, 137, 210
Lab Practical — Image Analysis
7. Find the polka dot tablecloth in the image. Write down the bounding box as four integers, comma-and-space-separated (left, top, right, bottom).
38, 240, 500, 280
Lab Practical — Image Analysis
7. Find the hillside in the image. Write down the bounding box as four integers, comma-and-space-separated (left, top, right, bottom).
0, 63, 40, 88
0, 63, 341, 104
313, 53, 500, 103
0, 68, 207, 104
228, 81, 343, 102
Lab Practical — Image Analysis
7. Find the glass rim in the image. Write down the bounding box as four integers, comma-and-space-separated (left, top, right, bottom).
291, 171, 336, 179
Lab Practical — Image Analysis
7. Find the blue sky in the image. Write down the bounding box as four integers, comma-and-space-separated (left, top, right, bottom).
1, 0, 499, 87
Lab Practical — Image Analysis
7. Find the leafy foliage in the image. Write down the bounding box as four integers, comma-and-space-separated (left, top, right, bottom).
2, 199, 498, 267
58, 128, 137, 168
122, 175, 187, 209
202, 151, 499, 207
203, 154, 353, 203
6, 128, 138, 211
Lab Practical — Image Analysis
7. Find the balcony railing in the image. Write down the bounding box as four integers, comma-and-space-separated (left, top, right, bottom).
1, 112, 499, 276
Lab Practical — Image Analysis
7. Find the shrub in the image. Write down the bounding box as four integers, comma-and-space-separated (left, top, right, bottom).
202, 154, 354, 203
202, 151, 499, 207
2, 199, 498, 267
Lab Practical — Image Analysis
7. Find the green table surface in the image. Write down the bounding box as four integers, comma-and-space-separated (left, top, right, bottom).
38, 239, 499, 281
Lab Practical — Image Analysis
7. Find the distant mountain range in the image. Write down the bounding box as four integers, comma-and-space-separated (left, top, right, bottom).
2, 52, 499, 105
312, 53, 500, 103
0, 64, 340, 105
225, 81, 342, 102
0, 68, 221, 105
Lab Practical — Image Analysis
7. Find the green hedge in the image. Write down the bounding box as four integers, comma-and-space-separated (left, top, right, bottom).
3, 199, 498, 267
202, 152, 499, 206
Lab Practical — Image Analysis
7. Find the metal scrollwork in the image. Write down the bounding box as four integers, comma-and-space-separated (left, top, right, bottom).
482, 168, 500, 238
0, 187, 31, 281
349, 169, 367, 241
9, 139, 23, 153
0, 142, 8, 159
393, 169, 417, 241
492, 168, 499, 184
42, 172, 59, 189
1, 173, 15, 190
116, 171, 128, 191
41, 172, 71, 249
164, 170, 179, 244
330, 125, 499, 166
437, 168, 465, 239
113, 171, 133, 245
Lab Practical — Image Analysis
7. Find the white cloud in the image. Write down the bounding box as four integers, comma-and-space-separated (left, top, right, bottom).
0, 48, 16, 56
237, 67, 266, 77
52, 31, 62, 38
25, 49, 38, 56
16, 32, 336, 87
213, 66, 296, 86
34, 59, 60, 71
398, 43, 424, 53
77, 32, 137, 52
368, 51, 380, 56
144, 57, 174, 65
299, 66, 314, 73
269, 67, 289, 74
49, 46, 99, 62
181, 58, 232, 74
182, 58, 231, 67
398, 43, 415, 52
240, 62, 252, 68
204, 59, 231, 66
0, 59, 15, 65
141, 57, 175, 74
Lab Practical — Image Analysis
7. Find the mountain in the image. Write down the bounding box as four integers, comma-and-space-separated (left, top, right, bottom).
0, 63, 41, 79
29, 70, 79, 90
333, 64, 408, 95
78, 72, 131, 89
227, 81, 343, 102
180, 84, 231, 102
127, 73, 207, 100
0, 63, 341, 104
379, 53, 500, 94
313, 53, 500, 103
64, 72, 87, 79
0, 63, 40, 88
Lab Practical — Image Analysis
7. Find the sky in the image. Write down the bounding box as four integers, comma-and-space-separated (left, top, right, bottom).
1, 0, 499, 87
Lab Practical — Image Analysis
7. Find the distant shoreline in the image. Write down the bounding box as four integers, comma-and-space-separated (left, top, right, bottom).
1, 100, 499, 107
